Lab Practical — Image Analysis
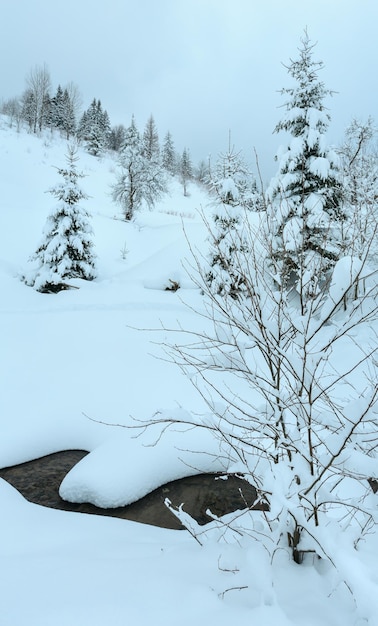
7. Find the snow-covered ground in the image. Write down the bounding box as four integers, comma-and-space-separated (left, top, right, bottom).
0, 118, 377, 625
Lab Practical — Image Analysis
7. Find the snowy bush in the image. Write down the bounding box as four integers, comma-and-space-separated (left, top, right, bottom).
338, 117, 378, 264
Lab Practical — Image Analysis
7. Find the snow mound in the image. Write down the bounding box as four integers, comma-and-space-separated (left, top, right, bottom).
60, 424, 226, 508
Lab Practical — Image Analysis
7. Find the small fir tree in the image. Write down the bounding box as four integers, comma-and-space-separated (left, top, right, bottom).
162, 131, 176, 175
266, 31, 344, 306
108, 124, 127, 152
49, 86, 76, 139
24, 145, 96, 291
142, 114, 160, 161
77, 99, 110, 156
180, 147, 192, 196
21, 89, 37, 132
48, 84, 64, 130
60, 88, 76, 139
195, 158, 210, 185
206, 144, 252, 298
208, 139, 259, 210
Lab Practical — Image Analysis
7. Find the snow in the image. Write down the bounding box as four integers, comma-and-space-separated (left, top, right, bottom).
282, 215, 303, 250
320, 256, 367, 320
1, 117, 378, 625
329, 255, 364, 300
309, 155, 331, 179
60, 425, 226, 508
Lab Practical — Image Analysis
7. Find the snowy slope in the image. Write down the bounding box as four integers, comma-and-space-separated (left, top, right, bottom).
1, 117, 378, 626
0, 119, 210, 471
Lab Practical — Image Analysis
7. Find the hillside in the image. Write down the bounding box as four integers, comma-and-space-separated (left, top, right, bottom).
1, 119, 378, 626
0, 118, 211, 460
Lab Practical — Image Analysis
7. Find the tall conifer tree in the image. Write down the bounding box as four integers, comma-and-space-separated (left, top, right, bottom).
266, 31, 344, 305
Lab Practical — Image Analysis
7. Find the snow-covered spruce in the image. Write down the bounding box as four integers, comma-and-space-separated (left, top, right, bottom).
48, 84, 76, 140
179, 147, 193, 197
77, 98, 110, 157
206, 144, 257, 298
23, 144, 97, 291
162, 130, 177, 176
142, 114, 160, 162
206, 204, 250, 300
208, 141, 260, 212
266, 30, 344, 305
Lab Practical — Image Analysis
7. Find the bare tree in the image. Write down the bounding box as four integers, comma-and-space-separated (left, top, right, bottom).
64, 81, 82, 127
25, 63, 51, 133
1, 97, 22, 129
338, 117, 378, 264
136, 208, 378, 577
111, 117, 167, 220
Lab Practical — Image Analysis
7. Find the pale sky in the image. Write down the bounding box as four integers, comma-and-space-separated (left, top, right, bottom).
1, 0, 377, 180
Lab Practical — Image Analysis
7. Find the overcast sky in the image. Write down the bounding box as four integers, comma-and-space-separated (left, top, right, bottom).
1, 0, 377, 180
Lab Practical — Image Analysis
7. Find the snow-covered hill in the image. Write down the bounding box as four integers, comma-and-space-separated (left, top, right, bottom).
1, 118, 377, 626
0, 118, 211, 465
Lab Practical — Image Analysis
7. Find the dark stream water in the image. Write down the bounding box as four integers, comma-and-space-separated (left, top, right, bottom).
0, 450, 265, 529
